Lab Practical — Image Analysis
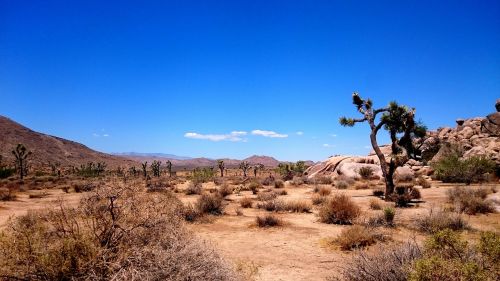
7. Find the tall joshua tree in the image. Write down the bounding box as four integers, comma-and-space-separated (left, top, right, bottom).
239, 161, 250, 177
217, 160, 225, 177
253, 163, 264, 177
165, 160, 173, 177
141, 162, 148, 178
339, 93, 426, 198
12, 144, 31, 179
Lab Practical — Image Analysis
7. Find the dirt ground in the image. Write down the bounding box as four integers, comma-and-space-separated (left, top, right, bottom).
1, 180, 499, 281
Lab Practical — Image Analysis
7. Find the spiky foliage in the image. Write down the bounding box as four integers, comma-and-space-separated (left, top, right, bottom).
165, 160, 173, 177
239, 161, 250, 177
12, 144, 31, 179
217, 160, 225, 177
276, 161, 307, 181
151, 160, 162, 177
253, 163, 264, 177
339, 93, 426, 197
141, 162, 148, 178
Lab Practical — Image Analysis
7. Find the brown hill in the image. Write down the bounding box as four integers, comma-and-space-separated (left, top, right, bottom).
0, 115, 134, 168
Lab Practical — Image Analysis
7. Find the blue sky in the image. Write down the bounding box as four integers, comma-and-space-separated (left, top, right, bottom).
1, 1, 499, 161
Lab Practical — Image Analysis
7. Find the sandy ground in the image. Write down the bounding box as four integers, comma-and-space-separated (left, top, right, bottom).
1, 181, 499, 281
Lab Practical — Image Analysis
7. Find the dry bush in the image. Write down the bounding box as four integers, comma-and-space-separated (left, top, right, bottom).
415, 209, 470, 234
274, 189, 288, 196
334, 225, 389, 251
335, 240, 422, 281
248, 181, 262, 194
311, 194, 327, 205
195, 193, 224, 215
447, 186, 495, 215
319, 194, 361, 224
256, 214, 283, 227
416, 176, 431, 188
0, 187, 16, 201
261, 176, 274, 186
28, 191, 49, 199
240, 197, 253, 208
290, 176, 304, 186
369, 198, 382, 210
334, 180, 349, 189
183, 203, 200, 222
354, 181, 373, 190
372, 187, 385, 197
0, 184, 239, 280
389, 185, 422, 207
315, 175, 333, 185
256, 199, 284, 212
317, 186, 332, 196
357, 166, 374, 180
282, 200, 312, 213
274, 180, 285, 189
185, 182, 202, 195
217, 184, 233, 198
73, 182, 97, 193
257, 191, 277, 201
213, 177, 224, 186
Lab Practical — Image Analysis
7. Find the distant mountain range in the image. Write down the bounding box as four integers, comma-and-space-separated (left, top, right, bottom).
0, 115, 314, 170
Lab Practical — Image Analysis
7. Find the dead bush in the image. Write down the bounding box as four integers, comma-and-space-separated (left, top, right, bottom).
0, 187, 16, 201
317, 186, 332, 196
240, 197, 253, 208
315, 176, 333, 185
274, 189, 288, 196
357, 166, 374, 180
311, 194, 327, 205
256, 214, 283, 227
274, 180, 285, 189
73, 183, 96, 193
183, 203, 200, 222
0, 184, 239, 280
291, 176, 304, 186
261, 176, 274, 186
185, 182, 202, 195
257, 199, 284, 212
334, 225, 388, 251
318, 194, 361, 224
248, 181, 262, 194
447, 186, 495, 215
369, 198, 382, 210
336, 240, 422, 281
415, 209, 470, 234
257, 191, 278, 201
195, 193, 224, 215
282, 200, 312, 213
334, 180, 349, 189
217, 184, 233, 198
416, 176, 431, 188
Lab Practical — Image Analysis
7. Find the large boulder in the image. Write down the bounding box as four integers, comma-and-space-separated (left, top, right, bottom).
394, 166, 415, 181
335, 162, 382, 179
481, 112, 500, 136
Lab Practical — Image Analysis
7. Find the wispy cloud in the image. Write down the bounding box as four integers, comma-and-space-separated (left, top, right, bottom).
364, 145, 372, 149
323, 143, 335, 148
251, 130, 288, 138
296, 131, 304, 136
184, 131, 247, 142
93, 133, 110, 137
330, 134, 338, 137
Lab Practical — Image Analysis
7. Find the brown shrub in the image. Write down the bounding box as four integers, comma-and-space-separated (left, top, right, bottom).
447, 186, 495, 215
334, 225, 388, 250
0, 187, 16, 201
240, 197, 253, 208
256, 199, 284, 212
369, 198, 382, 210
311, 194, 327, 205
274, 189, 288, 196
261, 176, 274, 186
274, 180, 285, 189
315, 176, 333, 185
248, 181, 262, 194
195, 193, 224, 215
317, 186, 332, 196
257, 191, 278, 201
334, 180, 350, 189
282, 200, 312, 213
358, 166, 374, 180
416, 176, 431, 188
256, 214, 283, 227
290, 176, 304, 186
318, 194, 361, 224
185, 182, 202, 195
217, 184, 233, 198
183, 203, 200, 222
415, 209, 470, 234
0, 184, 238, 280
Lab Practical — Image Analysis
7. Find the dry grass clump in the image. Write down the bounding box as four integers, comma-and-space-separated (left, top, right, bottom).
0, 184, 239, 280
316, 186, 332, 196
257, 199, 284, 212
318, 194, 361, 224
416, 176, 431, 188
311, 194, 327, 205
195, 193, 224, 215
290, 176, 304, 186
354, 181, 374, 190
0, 187, 16, 201
73, 182, 97, 193
333, 225, 389, 251
240, 197, 253, 208
315, 176, 333, 185
257, 191, 278, 201
369, 198, 383, 210
28, 191, 49, 199
357, 166, 374, 180
337, 240, 422, 281
185, 182, 203, 195
274, 179, 285, 189
274, 189, 288, 196
415, 209, 470, 234
248, 181, 262, 194
372, 187, 385, 197
217, 184, 233, 198
334, 180, 349, 189
282, 200, 312, 213
261, 176, 275, 186
446, 186, 495, 215
256, 214, 283, 227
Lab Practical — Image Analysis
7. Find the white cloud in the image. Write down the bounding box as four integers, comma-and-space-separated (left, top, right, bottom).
184, 131, 248, 142
103, 134, 110, 137
330, 134, 338, 137
251, 130, 288, 138
92, 133, 100, 137
296, 131, 304, 136
364, 145, 372, 149
323, 143, 335, 148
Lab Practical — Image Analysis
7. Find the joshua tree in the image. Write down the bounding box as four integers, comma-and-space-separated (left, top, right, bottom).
165, 160, 173, 177
141, 162, 148, 178
239, 161, 250, 177
340, 93, 426, 197
253, 163, 264, 177
12, 144, 31, 179
151, 160, 161, 177
217, 160, 225, 177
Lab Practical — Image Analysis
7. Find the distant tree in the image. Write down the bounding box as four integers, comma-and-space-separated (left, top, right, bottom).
253, 163, 264, 177
340, 93, 426, 198
165, 160, 173, 177
151, 160, 161, 177
239, 161, 250, 177
12, 144, 31, 179
217, 160, 225, 177
141, 162, 148, 178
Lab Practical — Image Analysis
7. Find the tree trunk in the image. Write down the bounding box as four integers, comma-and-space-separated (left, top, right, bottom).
369, 130, 394, 199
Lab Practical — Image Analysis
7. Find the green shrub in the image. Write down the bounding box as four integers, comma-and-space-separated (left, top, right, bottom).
191, 167, 215, 184
383, 207, 395, 225
433, 155, 495, 184
0, 166, 15, 179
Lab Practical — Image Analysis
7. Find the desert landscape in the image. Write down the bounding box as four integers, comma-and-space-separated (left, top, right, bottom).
1, 1, 499, 281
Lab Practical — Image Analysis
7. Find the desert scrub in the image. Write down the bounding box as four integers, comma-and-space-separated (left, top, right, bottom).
185, 182, 203, 195
318, 194, 360, 224
357, 166, 374, 180
316, 186, 331, 196
195, 193, 224, 215
256, 199, 284, 212
282, 200, 312, 213
311, 194, 327, 205
274, 179, 285, 189
447, 186, 495, 215
217, 184, 233, 198
0, 187, 16, 201
240, 197, 253, 208
433, 154, 496, 184
415, 209, 470, 234
369, 198, 382, 210
383, 207, 395, 226
415, 176, 431, 188
333, 225, 389, 251
256, 191, 278, 201
248, 181, 262, 194
256, 214, 283, 227
0, 184, 239, 280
